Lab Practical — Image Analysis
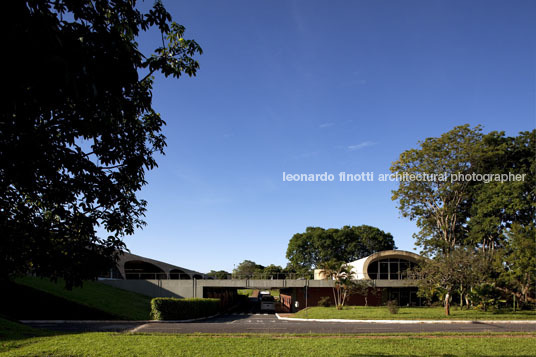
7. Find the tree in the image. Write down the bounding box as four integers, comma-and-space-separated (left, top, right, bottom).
233, 260, 264, 279
497, 223, 536, 305
391, 126, 535, 257
352, 279, 374, 306
263, 264, 285, 279
466, 130, 535, 254
394, 126, 535, 309
1, 0, 202, 287
467, 130, 535, 305
318, 260, 357, 310
412, 249, 490, 315
391, 125, 483, 256
286, 225, 396, 276
207, 270, 231, 279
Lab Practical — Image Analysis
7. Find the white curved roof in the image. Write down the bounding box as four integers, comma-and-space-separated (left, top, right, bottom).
348, 250, 422, 280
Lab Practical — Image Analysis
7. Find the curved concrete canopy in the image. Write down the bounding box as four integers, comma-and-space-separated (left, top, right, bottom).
117, 251, 205, 280
349, 250, 423, 280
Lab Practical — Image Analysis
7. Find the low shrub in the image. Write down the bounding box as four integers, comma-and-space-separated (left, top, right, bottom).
386, 300, 399, 314
151, 298, 220, 320
317, 296, 331, 307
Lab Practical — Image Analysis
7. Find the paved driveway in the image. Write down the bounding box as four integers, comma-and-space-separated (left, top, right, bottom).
23, 313, 536, 334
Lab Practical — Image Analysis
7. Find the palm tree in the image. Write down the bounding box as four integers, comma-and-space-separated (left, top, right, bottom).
318, 260, 356, 310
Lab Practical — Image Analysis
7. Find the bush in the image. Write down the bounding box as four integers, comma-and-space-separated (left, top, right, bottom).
150, 298, 220, 320
317, 296, 331, 307
386, 300, 399, 314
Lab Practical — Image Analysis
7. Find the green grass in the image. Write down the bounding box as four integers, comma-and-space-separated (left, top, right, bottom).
292, 306, 536, 320
1, 331, 535, 356
1, 318, 535, 356
237, 289, 253, 296
0, 318, 52, 342
237, 289, 280, 298
14, 277, 152, 320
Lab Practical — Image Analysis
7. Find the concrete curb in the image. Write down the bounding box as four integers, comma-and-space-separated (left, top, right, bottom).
274, 314, 536, 324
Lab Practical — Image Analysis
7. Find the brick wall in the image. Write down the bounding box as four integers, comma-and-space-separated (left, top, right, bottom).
294, 287, 383, 308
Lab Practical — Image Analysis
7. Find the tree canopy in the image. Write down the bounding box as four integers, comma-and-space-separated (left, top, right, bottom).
393, 125, 535, 307
286, 225, 396, 276
232, 260, 265, 279
206, 270, 231, 280
1, 0, 202, 287
391, 125, 535, 256
390, 125, 483, 255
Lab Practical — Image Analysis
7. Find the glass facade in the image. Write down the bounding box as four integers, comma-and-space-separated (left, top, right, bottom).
367, 258, 416, 280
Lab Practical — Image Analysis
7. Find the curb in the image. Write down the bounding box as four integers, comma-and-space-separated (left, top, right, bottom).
274, 314, 536, 324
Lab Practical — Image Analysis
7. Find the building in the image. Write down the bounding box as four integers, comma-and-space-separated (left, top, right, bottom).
100, 250, 424, 312
280, 250, 424, 311
104, 251, 206, 280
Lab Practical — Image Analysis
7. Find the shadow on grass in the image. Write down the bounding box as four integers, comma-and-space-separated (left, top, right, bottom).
0, 281, 119, 321
0, 316, 65, 341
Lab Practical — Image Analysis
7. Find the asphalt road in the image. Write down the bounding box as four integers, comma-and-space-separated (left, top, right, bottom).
23, 313, 536, 334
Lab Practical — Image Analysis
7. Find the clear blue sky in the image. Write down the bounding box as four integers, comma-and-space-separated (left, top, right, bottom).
125, 0, 535, 273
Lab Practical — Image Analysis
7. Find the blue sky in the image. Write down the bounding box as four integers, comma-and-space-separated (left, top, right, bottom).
125, 0, 535, 273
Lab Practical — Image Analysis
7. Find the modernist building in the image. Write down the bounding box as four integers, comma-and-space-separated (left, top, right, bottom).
104, 251, 206, 280
280, 250, 424, 310
100, 250, 423, 312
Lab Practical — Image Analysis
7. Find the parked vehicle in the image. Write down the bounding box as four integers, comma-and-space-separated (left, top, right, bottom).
260, 295, 275, 312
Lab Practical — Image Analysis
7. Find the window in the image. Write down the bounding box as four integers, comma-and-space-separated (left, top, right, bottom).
368, 261, 378, 279
367, 258, 415, 280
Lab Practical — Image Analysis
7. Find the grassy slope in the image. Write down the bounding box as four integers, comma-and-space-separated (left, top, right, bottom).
1, 330, 535, 356
292, 306, 536, 320
15, 277, 151, 320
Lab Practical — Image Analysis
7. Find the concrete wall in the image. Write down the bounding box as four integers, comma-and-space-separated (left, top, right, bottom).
100, 279, 316, 298
100, 278, 416, 300
101, 279, 201, 298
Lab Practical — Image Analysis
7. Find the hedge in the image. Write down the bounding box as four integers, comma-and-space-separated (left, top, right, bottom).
150, 298, 221, 320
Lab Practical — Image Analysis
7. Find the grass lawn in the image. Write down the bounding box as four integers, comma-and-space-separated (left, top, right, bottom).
237, 289, 253, 296
238, 289, 280, 298
14, 277, 152, 320
2, 331, 536, 356
292, 306, 536, 320
0, 318, 52, 341
1, 318, 535, 356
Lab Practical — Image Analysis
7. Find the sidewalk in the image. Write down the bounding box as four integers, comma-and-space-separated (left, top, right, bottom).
275, 313, 536, 324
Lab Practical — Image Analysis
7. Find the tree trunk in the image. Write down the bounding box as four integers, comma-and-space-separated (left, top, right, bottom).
444, 292, 450, 316
333, 288, 337, 306
496, 287, 536, 303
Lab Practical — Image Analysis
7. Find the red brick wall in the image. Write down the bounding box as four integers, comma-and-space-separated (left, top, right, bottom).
294, 287, 383, 308
280, 294, 292, 312
204, 287, 239, 309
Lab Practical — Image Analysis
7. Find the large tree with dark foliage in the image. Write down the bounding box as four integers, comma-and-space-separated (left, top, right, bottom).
286, 225, 396, 277
1, 0, 202, 287
394, 126, 535, 307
